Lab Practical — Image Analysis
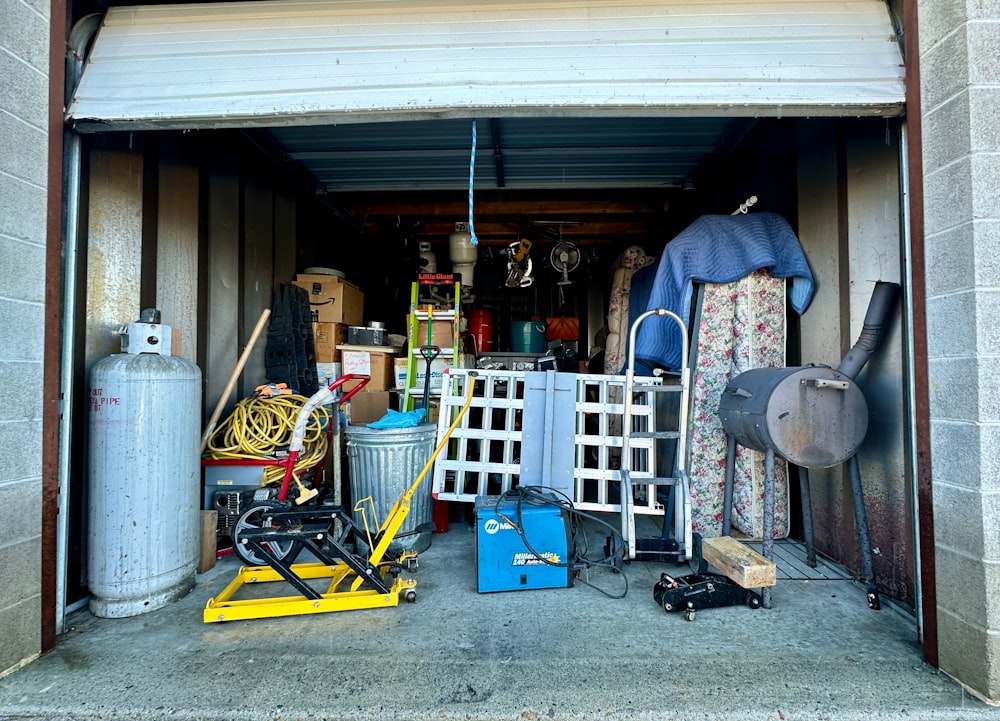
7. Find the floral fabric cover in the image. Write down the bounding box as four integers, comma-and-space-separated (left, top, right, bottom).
604, 246, 658, 376
687, 269, 789, 539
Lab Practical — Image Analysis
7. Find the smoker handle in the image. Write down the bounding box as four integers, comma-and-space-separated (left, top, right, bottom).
803, 378, 850, 390
724, 387, 753, 399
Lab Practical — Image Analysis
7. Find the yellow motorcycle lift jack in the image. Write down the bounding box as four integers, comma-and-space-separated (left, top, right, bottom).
203, 504, 425, 622
204, 371, 477, 623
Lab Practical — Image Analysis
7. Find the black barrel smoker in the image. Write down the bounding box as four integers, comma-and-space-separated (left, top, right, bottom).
718, 281, 900, 610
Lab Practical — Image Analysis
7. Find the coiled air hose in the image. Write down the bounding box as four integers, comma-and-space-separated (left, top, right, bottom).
204, 394, 331, 489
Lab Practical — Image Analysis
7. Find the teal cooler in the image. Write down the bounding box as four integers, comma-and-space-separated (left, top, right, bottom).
474, 494, 574, 592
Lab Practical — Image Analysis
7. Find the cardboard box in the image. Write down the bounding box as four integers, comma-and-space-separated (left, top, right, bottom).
414, 319, 455, 349
293, 275, 364, 325
394, 356, 450, 392
313, 322, 348, 362
411, 397, 440, 424
341, 346, 396, 392
316, 361, 342, 390
347, 390, 394, 425
394, 357, 409, 390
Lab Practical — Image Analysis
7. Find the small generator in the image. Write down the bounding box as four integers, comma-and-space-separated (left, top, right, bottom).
474, 492, 574, 593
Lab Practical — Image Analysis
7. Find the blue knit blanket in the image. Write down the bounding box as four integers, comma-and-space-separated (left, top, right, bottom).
634, 213, 814, 370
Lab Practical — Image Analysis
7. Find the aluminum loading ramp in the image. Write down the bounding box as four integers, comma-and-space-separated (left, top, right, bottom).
430, 368, 687, 524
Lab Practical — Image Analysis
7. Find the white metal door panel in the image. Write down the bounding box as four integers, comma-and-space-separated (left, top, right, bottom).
68, 0, 905, 130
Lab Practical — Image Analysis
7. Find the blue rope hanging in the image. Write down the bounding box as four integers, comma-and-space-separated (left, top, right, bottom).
468, 119, 478, 245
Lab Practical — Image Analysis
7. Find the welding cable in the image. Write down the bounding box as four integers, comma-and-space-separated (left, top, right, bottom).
508, 486, 629, 600
494, 485, 629, 599
204, 394, 330, 488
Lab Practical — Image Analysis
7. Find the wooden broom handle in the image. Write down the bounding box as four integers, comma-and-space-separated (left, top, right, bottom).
199, 308, 271, 452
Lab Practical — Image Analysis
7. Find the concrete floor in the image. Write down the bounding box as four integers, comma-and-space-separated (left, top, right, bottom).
0, 513, 995, 721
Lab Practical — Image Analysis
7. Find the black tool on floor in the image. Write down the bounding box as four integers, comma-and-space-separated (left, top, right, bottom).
650, 535, 762, 621
653, 571, 762, 622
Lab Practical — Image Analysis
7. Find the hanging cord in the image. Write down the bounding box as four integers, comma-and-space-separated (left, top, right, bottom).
493, 485, 629, 599
468, 119, 478, 246
204, 394, 330, 489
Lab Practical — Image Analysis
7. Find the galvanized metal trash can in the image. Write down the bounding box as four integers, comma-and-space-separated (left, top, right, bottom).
345, 423, 437, 555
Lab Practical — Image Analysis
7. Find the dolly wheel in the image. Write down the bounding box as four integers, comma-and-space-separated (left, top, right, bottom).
683, 609, 696, 622
745, 591, 762, 610
405, 590, 417, 604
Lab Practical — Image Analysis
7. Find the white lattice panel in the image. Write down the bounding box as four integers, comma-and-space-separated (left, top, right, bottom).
431, 369, 670, 515
431, 370, 524, 501
573, 374, 665, 515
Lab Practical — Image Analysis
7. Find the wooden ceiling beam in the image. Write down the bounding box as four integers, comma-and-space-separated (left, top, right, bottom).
361, 219, 662, 240
337, 190, 671, 219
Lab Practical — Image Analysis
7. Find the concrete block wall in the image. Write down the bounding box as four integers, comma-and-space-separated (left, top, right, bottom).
0, 0, 49, 674
918, 0, 1000, 702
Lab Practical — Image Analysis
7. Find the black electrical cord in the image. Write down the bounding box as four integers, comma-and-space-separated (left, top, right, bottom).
492, 485, 629, 600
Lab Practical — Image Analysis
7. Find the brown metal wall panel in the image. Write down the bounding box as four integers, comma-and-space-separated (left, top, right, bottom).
204, 147, 241, 416
156, 133, 200, 362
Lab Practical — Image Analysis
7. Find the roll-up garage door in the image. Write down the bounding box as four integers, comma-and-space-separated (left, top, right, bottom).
66, 0, 905, 131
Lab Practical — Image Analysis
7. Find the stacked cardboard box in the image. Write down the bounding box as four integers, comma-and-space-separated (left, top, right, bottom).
414, 318, 456, 349
292, 273, 364, 325
347, 391, 395, 425
394, 355, 463, 393
341, 344, 397, 393
316, 361, 342, 390
313, 321, 348, 363
342, 344, 398, 425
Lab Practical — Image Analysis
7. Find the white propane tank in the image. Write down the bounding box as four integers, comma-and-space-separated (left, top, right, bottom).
87, 309, 202, 618
418, 241, 437, 273
448, 228, 477, 289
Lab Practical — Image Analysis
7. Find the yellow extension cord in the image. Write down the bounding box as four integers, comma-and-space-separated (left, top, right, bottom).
203, 394, 331, 489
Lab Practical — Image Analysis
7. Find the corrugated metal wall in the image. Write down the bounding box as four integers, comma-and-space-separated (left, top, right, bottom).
795, 118, 912, 607
65, 130, 351, 604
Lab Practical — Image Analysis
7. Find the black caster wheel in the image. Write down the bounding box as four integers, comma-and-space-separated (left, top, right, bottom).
405, 590, 417, 603
745, 591, 762, 609
683, 608, 696, 622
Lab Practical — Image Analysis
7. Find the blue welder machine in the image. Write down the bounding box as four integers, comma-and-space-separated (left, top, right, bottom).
474, 491, 575, 593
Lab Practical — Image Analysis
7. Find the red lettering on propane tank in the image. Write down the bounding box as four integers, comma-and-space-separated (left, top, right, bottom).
89, 389, 121, 412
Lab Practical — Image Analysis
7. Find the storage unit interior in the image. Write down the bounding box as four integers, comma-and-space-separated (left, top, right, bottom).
57, 0, 919, 628
66, 112, 913, 620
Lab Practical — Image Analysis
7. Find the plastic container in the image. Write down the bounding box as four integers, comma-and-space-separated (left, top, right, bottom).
509, 321, 547, 353
468, 309, 493, 353
345, 423, 438, 554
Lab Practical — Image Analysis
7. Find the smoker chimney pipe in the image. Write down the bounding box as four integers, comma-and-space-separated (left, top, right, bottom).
836, 281, 901, 380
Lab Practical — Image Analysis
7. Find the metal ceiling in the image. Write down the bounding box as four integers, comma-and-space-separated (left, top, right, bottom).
264, 116, 751, 193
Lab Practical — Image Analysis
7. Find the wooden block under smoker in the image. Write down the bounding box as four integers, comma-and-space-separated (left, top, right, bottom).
701, 535, 777, 588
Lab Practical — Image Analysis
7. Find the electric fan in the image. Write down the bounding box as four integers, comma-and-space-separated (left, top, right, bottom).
550, 243, 581, 285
